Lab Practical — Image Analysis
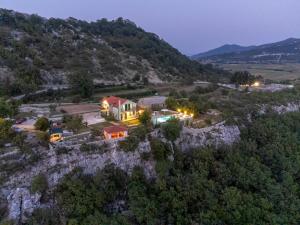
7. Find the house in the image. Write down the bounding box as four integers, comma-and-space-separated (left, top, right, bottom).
101, 96, 137, 121
137, 96, 166, 110
49, 127, 64, 143
103, 125, 128, 140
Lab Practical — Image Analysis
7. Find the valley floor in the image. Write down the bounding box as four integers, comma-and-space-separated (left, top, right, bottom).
219, 63, 300, 81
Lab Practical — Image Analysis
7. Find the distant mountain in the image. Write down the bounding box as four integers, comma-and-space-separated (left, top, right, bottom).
192, 44, 255, 59
193, 38, 300, 64
0, 9, 227, 96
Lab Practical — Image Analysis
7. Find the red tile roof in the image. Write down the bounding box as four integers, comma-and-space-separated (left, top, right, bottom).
103, 125, 128, 134
102, 96, 128, 107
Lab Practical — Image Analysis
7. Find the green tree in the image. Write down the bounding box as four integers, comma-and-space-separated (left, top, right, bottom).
26, 208, 60, 225
34, 117, 50, 131
0, 99, 19, 118
69, 72, 94, 98
165, 97, 179, 110
231, 71, 256, 86
162, 119, 181, 141
150, 138, 170, 161
138, 110, 151, 126
31, 174, 48, 194
13, 132, 26, 148
0, 118, 14, 146
65, 115, 84, 133
36, 131, 50, 146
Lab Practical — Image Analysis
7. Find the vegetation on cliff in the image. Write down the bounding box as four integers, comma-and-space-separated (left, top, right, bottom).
20, 112, 300, 225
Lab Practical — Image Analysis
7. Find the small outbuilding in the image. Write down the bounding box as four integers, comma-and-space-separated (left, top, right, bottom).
103, 125, 128, 140
138, 96, 166, 110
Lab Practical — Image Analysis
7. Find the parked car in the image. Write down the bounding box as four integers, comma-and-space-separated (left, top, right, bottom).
15, 118, 27, 124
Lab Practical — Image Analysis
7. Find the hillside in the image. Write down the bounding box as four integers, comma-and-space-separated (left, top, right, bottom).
0, 9, 227, 96
194, 38, 300, 64
191, 44, 255, 59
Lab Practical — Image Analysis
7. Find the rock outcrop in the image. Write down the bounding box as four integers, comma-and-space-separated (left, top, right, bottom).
176, 122, 240, 151
259, 102, 300, 115
1, 140, 154, 221
272, 102, 300, 114
7, 188, 41, 223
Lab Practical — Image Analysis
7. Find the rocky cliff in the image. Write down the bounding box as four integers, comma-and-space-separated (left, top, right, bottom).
1, 123, 240, 222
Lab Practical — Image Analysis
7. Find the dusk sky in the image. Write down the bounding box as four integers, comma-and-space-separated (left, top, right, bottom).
1, 0, 300, 55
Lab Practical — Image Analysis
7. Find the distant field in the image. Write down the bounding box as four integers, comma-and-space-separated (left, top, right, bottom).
219, 63, 300, 81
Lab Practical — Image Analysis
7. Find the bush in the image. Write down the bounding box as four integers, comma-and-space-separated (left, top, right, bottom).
68, 71, 94, 98
150, 138, 170, 161
55, 146, 71, 155
162, 119, 181, 142
34, 117, 50, 131
165, 97, 179, 110
36, 131, 49, 145
31, 174, 48, 194
140, 152, 151, 161
64, 115, 84, 133
221, 89, 229, 96
132, 126, 148, 141
119, 126, 148, 152
138, 110, 151, 126
80, 143, 103, 153
0, 220, 14, 225
119, 136, 139, 152
204, 118, 212, 126
91, 128, 102, 138
0, 119, 15, 146
12, 132, 26, 148
0, 195, 8, 222
26, 208, 60, 225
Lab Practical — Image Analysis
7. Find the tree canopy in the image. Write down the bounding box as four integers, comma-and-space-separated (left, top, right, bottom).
26, 112, 300, 225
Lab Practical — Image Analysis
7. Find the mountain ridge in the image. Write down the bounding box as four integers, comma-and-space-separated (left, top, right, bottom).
193, 38, 300, 64
0, 8, 227, 96
192, 44, 256, 59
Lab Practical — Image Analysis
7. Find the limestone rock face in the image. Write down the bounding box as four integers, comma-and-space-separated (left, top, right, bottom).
1, 140, 155, 221
7, 188, 41, 222
176, 122, 240, 151
272, 102, 300, 114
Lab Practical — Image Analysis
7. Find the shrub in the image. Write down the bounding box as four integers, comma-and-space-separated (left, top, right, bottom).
138, 110, 151, 126
36, 131, 50, 145
34, 117, 50, 131
119, 136, 139, 152
221, 89, 229, 96
162, 119, 181, 142
65, 115, 84, 133
26, 208, 61, 225
0, 220, 14, 225
0, 119, 15, 146
0, 195, 8, 222
141, 152, 151, 161
132, 126, 148, 141
204, 118, 212, 126
150, 138, 170, 161
80, 143, 103, 153
12, 133, 26, 148
91, 128, 102, 138
55, 146, 70, 155
31, 174, 48, 194
165, 97, 179, 110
